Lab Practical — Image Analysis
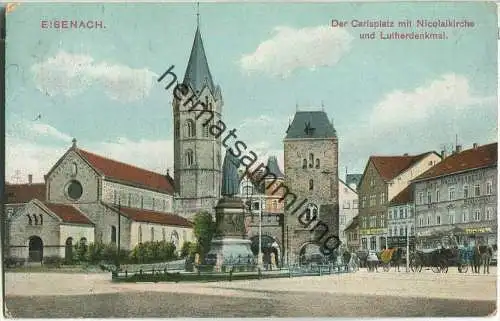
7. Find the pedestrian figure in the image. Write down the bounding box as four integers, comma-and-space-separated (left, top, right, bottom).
367, 251, 379, 272
482, 244, 492, 274
473, 243, 481, 273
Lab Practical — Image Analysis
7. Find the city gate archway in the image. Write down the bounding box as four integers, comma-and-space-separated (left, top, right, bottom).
250, 235, 281, 267
28, 236, 43, 262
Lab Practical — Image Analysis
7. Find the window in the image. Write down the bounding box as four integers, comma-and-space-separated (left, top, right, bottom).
486, 181, 492, 195
436, 215, 441, 225
138, 225, 143, 243
305, 204, 318, 221
380, 192, 385, 205
203, 124, 209, 137
474, 209, 481, 221
38, 214, 43, 225
448, 210, 455, 225
362, 196, 367, 208
113, 190, 118, 204
404, 226, 408, 236
362, 217, 367, 228
309, 153, 314, 168
399, 208, 404, 219
410, 226, 414, 235
370, 236, 377, 250
404, 208, 408, 218
111, 226, 117, 243
71, 162, 78, 176
370, 179, 375, 187
362, 238, 368, 250
463, 185, 469, 198
127, 193, 132, 207
436, 189, 440, 202
151, 227, 155, 241
171, 231, 179, 248
315, 159, 320, 169
427, 191, 432, 204
399, 228, 404, 236
418, 216, 424, 227
140, 196, 144, 209
253, 202, 260, 211
309, 179, 314, 191
27, 214, 32, 225
388, 228, 392, 236
474, 184, 480, 197
343, 200, 350, 209
418, 192, 424, 205
462, 210, 468, 223
152, 198, 156, 211
353, 200, 358, 209
370, 195, 376, 206
393, 227, 397, 235
34, 215, 38, 225
486, 208, 493, 220
185, 119, 196, 137
426, 216, 431, 226
370, 216, 376, 227
448, 186, 456, 201
302, 159, 307, 169
185, 149, 194, 167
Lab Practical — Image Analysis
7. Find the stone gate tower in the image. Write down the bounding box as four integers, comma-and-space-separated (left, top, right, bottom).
173, 22, 223, 219
283, 110, 339, 263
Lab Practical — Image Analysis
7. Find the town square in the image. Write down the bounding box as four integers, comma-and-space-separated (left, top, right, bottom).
1, 1, 498, 318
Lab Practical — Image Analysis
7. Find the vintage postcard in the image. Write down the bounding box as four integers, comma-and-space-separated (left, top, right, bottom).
1, 1, 498, 318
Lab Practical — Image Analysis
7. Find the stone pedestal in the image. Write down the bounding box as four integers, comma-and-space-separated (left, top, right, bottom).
205, 197, 255, 266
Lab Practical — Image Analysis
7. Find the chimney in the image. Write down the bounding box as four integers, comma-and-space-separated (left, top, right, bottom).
28, 174, 33, 185
441, 150, 447, 159
455, 145, 462, 153
473, 143, 478, 149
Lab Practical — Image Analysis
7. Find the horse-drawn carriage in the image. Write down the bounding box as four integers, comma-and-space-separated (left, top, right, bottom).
379, 248, 404, 272
409, 246, 464, 273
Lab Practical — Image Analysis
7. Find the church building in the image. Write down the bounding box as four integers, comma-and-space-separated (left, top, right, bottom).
5, 139, 194, 262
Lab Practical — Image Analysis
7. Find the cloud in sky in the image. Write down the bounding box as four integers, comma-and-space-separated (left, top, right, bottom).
31, 51, 158, 103
240, 25, 353, 78
369, 73, 496, 127
6, 120, 173, 183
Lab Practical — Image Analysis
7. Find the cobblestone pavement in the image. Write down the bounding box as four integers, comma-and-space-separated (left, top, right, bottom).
4, 268, 497, 317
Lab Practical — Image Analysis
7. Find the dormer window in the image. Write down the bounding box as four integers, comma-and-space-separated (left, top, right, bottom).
304, 122, 316, 136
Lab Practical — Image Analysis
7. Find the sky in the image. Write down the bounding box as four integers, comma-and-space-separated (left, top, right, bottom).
4, 1, 498, 184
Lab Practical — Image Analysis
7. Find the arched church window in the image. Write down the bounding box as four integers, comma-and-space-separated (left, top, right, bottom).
151, 227, 155, 241
185, 119, 196, 138
302, 159, 307, 169
185, 149, 194, 167
27, 214, 32, 225
71, 162, 78, 176
171, 231, 179, 248
175, 120, 180, 137
315, 159, 320, 169
203, 124, 209, 137
309, 153, 314, 168
33, 214, 38, 225
39, 214, 43, 225
309, 179, 314, 191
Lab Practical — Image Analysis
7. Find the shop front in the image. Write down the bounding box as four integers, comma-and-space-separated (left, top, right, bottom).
360, 228, 386, 251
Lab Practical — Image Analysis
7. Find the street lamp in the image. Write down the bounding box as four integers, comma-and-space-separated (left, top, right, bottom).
245, 179, 263, 269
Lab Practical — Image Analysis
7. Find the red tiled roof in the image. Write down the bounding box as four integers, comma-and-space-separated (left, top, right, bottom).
371, 152, 437, 181
389, 185, 413, 206
42, 202, 94, 225
5, 183, 46, 204
414, 143, 497, 181
76, 148, 174, 194
116, 206, 193, 227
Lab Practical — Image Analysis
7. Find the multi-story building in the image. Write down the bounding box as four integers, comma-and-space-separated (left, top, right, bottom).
339, 178, 358, 245
358, 152, 441, 251
283, 110, 339, 263
172, 21, 223, 219
5, 140, 194, 262
387, 185, 415, 249
413, 143, 497, 248
240, 156, 285, 266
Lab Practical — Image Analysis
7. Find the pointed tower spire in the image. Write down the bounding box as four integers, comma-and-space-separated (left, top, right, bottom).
196, 2, 200, 27
183, 5, 215, 95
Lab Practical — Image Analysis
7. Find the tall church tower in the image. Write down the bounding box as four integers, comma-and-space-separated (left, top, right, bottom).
283, 110, 339, 263
173, 19, 223, 219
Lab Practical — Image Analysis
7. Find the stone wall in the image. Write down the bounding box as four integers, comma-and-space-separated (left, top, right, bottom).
283, 138, 339, 262
46, 150, 100, 204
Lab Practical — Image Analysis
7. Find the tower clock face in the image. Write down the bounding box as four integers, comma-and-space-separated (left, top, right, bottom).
67, 180, 83, 200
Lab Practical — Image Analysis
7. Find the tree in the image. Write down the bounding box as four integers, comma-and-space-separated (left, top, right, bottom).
193, 211, 216, 261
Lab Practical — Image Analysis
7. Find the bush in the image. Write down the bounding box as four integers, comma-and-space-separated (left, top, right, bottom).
85, 242, 106, 263
4, 257, 24, 268
43, 256, 63, 267
128, 241, 178, 264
